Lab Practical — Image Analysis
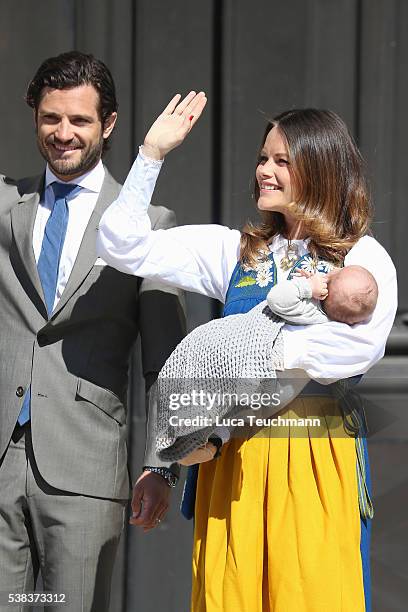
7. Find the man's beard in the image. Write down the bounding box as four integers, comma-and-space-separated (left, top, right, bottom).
37, 135, 104, 178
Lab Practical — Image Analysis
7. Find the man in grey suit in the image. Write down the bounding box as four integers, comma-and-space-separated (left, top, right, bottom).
0, 51, 184, 611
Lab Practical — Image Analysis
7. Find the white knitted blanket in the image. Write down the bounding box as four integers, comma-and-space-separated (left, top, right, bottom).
155, 300, 285, 461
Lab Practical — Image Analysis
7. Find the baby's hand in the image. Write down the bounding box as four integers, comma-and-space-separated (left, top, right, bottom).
179, 442, 217, 466
295, 268, 313, 279
178, 442, 217, 466
309, 273, 328, 300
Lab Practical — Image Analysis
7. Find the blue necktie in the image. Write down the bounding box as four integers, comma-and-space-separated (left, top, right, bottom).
17, 182, 79, 426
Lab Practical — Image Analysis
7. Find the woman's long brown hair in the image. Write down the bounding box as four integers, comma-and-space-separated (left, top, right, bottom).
240, 109, 372, 266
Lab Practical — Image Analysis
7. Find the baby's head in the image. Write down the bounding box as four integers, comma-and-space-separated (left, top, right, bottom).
322, 265, 378, 325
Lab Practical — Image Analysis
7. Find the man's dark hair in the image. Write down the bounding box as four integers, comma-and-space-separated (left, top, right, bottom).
26, 50, 118, 129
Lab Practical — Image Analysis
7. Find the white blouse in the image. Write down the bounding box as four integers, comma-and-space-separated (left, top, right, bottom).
97, 150, 398, 382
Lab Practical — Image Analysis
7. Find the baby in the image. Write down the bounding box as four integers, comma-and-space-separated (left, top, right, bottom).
154, 264, 378, 463
267, 264, 378, 326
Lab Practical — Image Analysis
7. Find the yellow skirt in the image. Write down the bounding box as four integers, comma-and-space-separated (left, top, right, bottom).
192, 397, 365, 612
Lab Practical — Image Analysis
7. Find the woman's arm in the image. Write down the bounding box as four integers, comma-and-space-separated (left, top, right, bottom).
97, 93, 241, 300
281, 236, 397, 381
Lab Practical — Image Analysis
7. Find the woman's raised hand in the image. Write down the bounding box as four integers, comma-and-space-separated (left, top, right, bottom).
142, 91, 207, 161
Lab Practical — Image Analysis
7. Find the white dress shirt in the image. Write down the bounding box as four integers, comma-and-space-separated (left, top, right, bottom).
33, 161, 105, 310
97, 150, 398, 382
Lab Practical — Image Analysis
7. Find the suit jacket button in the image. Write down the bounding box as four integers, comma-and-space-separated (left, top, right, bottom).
16, 386, 24, 397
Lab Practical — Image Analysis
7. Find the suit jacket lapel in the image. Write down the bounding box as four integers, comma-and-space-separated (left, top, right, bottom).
51, 168, 121, 319
10, 175, 48, 318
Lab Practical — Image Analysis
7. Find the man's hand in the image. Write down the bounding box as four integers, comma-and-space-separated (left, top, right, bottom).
130, 470, 170, 532
178, 442, 217, 466
143, 91, 207, 160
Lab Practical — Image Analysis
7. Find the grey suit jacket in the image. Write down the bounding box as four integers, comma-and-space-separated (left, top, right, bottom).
0, 168, 183, 499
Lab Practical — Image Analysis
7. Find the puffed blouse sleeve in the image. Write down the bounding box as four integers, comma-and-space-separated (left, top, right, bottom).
97, 150, 241, 301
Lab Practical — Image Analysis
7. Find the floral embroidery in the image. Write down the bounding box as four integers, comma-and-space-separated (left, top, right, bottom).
238, 252, 274, 288
256, 260, 273, 274
225, 250, 277, 314
235, 276, 257, 288
287, 254, 333, 279
236, 251, 333, 289
256, 269, 273, 287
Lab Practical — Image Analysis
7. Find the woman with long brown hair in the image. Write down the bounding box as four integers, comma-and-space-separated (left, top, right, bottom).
97, 92, 397, 611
